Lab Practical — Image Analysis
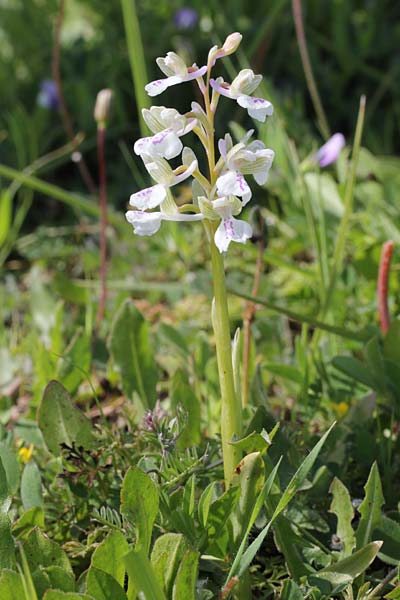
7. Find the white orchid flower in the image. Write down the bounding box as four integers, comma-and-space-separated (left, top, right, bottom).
134, 107, 197, 160
145, 52, 207, 97
212, 196, 253, 253
125, 210, 204, 236
210, 70, 273, 122
216, 170, 252, 205
220, 131, 275, 186
129, 152, 198, 211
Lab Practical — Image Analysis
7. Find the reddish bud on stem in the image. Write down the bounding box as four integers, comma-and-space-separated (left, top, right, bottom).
377, 240, 394, 335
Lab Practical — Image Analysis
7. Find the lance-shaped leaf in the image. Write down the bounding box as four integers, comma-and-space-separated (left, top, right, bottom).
313, 540, 382, 583
230, 452, 265, 549
121, 466, 159, 554
151, 533, 188, 596
109, 299, 157, 412
356, 462, 384, 550
329, 477, 355, 558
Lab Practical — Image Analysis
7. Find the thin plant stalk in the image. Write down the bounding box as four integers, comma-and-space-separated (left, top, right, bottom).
291, 0, 330, 140
52, 0, 97, 194
0, 163, 124, 231
210, 228, 242, 485
96, 125, 108, 325
316, 95, 366, 332
201, 62, 242, 486
242, 235, 265, 407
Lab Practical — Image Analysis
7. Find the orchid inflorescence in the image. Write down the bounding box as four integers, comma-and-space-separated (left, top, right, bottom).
125, 32, 275, 253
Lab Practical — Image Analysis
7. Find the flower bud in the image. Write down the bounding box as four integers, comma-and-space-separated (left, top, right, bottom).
94, 89, 113, 128
222, 32, 242, 56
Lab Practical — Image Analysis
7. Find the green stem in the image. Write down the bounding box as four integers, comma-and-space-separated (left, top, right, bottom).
209, 225, 242, 487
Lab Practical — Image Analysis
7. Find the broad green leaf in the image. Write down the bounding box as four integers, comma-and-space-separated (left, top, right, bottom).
384, 319, 400, 364
265, 363, 303, 385
317, 540, 382, 579
13, 507, 45, 538
231, 452, 265, 548
172, 548, 199, 600
230, 430, 272, 454
109, 299, 157, 412
38, 381, 94, 456
329, 477, 355, 557
151, 533, 188, 596
236, 423, 335, 577
374, 515, 400, 565
90, 530, 129, 587
86, 567, 127, 600
271, 514, 313, 580
332, 356, 376, 389
170, 370, 200, 447
22, 527, 72, 574
280, 579, 305, 599
364, 336, 386, 393
304, 172, 344, 217
21, 461, 43, 510
57, 329, 91, 394
0, 443, 19, 495
205, 486, 240, 554
120, 466, 159, 554
158, 323, 189, 358
0, 569, 24, 600
356, 462, 384, 549
125, 549, 167, 600
32, 568, 51, 598
0, 512, 15, 569
44, 566, 75, 593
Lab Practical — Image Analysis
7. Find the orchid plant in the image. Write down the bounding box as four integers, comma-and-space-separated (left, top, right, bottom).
126, 33, 275, 486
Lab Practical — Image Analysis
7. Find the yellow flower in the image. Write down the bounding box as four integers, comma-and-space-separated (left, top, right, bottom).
333, 401, 349, 418
18, 444, 34, 464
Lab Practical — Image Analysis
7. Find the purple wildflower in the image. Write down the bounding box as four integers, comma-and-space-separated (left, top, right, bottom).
174, 7, 198, 30
37, 79, 59, 110
317, 133, 345, 167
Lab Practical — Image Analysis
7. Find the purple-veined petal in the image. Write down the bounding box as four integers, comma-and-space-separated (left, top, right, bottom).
125, 210, 162, 236
210, 78, 232, 99
317, 133, 345, 167
236, 95, 273, 122
129, 184, 167, 210
214, 217, 253, 252
134, 130, 183, 160
216, 171, 252, 204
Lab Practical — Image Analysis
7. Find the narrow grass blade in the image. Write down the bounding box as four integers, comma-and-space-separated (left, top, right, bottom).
228, 288, 369, 342
120, 0, 150, 136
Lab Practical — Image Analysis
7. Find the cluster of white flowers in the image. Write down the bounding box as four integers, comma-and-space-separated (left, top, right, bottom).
125, 33, 275, 253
